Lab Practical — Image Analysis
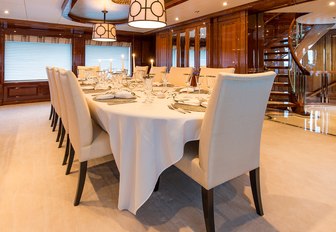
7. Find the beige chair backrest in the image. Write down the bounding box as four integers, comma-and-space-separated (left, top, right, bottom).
199, 71, 276, 189
149, 66, 167, 82
59, 70, 93, 157
77, 66, 99, 79
46, 66, 54, 106
53, 68, 69, 132
167, 67, 193, 86
134, 66, 149, 74
198, 67, 235, 89
46, 67, 60, 115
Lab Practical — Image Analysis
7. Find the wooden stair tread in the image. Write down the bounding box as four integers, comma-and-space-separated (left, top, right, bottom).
273, 82, 289, 85
267, 101, 296, 107
264, 58, 289, 61
264, 52, 288, 55
270, 45, 288, 49
266, 66, 289, 69
271, 91, 290, 95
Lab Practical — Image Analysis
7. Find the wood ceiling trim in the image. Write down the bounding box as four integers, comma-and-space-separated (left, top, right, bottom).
62, 0, 188, 24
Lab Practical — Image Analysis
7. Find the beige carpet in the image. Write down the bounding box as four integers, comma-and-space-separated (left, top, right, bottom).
0, 102, 336, 232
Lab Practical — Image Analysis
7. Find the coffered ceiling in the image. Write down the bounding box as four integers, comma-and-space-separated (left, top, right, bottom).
0, 0, 335, 32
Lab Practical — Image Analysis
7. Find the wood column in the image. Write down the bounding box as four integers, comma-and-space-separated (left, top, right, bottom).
0, 27, 4, 105
72, 35, 85, 76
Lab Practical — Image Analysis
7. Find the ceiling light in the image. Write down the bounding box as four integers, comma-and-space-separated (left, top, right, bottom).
329, 1, 335, 6
4, 10, 9, 14
111, 0, 130, 4
92, 10, 117, 42
223, 2, 228, 6
175, 17, 179, 21
128, 0, 166, 29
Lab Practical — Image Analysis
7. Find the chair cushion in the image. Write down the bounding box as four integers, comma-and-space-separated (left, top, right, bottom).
175, 140, 208, 188
80, 120, 113, 162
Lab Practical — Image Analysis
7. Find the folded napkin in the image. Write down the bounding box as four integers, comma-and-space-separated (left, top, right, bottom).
201, 101, 208, 108
178, 98, 201, 106
81, 86, 95, 90
115, 91, 134, 99
95, 84, 110, 90
83, 79, 96, 85
95, 94, 115, 100
179, 87, 194, 93
153, 82, 162, 87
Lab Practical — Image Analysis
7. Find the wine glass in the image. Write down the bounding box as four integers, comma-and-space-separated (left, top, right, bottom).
143, 74, 153, 103
207, 75, 216, 95
196, 75, 202, 98
184, 73, 192, 92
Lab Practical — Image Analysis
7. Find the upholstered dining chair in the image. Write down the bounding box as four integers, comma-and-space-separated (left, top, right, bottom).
46, 67, 61, 132
53, 68, 72, 167
46, 67, 55, 122
149, 66, 167, 82
174, 71, 276, 232
59, 70, 114, 206
134, 66, 149, 75
198, 67, 235, 90
77, 66, 100, 79
166, 67, 193, 86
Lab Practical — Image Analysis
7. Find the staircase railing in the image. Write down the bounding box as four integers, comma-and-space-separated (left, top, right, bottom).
287, 18, 311, 114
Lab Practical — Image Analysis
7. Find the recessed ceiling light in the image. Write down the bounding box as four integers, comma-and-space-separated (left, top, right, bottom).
223, 2, 228, 6
4, 10, 9, 14
175, 17, 179, 21
329, 1, 335, 6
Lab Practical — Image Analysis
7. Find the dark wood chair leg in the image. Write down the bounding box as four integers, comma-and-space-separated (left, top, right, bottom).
250, 167, 264, 216
49, 105, 53, 120
50, 109, 55, 127
58, 124, 66, 148
202, 187, 215, 232
65, 144, 75, 175
154, 176, 160, 192
62, 135, 70, 165
74, 161, 88, 206
52, 114, 59, 132
56, 118, 63, 142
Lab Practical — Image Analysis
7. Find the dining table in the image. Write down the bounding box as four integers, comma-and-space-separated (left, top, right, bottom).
84, 86, 206, 214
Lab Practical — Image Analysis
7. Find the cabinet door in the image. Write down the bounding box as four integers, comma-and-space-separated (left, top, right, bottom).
156, 32, 171, 67
218, 12, 247, 73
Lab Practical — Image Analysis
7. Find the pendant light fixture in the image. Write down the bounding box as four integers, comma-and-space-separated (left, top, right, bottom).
128, 0, 166, 29
92, 10, 117, 42
111, 0, 130, 4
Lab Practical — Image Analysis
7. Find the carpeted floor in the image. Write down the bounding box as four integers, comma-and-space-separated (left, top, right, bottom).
1, 102, 336, 232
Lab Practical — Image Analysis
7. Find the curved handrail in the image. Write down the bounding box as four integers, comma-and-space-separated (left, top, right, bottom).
288, 19, 311, 76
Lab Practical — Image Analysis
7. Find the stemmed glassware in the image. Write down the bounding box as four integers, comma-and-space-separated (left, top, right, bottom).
207, 75, 216, 95
184, 73, 192, 93
143, 74, 153, 103
196, 75, 202, 98
161, 70, 168, 93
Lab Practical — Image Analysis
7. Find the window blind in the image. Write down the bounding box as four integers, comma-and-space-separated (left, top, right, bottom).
5, 41, 72, 81
85, 45, 131, 74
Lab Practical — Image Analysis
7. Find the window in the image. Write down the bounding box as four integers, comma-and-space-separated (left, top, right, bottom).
5, 40, 72, 81
85, 43, 131, 74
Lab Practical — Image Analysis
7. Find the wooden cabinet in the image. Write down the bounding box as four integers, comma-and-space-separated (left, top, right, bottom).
3, 81, 50, 104
215, 11, 248, 73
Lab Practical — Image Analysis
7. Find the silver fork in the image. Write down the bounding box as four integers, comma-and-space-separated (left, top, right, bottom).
168, 105, 186, 114
170, 104, 191, 113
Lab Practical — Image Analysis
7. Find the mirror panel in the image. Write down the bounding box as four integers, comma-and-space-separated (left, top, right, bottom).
180, 32, 186, 67
172, 33, 177, 67
199, 27, 207, 67
189, 29, 195, 68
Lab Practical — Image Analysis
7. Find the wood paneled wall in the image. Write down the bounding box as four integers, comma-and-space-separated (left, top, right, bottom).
155, 11, 249, 74
0, 22, 155, 105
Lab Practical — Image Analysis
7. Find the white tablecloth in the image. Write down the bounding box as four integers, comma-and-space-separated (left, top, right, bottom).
86, 93, 204, 214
